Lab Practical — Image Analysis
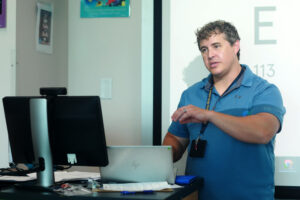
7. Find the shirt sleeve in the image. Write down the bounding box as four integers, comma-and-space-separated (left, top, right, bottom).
167, 92, 189, 138
249, 83, 286, 133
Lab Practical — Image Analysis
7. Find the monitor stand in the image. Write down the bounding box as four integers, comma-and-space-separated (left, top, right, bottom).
29, 98, 54, 188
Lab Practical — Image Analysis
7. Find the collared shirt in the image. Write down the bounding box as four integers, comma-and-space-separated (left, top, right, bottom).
168, 64, 285, 200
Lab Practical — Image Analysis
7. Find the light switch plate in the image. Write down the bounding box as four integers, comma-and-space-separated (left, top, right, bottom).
100, 78, 112, 99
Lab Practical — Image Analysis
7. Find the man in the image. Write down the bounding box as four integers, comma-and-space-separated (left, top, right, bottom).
163, 20, 285, 199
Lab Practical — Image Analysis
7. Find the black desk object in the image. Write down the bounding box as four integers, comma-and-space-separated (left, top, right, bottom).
275, 186, 300, 199
0, 178, 203, 200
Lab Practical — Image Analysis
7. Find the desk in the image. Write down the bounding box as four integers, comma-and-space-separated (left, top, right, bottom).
0, 178, 203, 200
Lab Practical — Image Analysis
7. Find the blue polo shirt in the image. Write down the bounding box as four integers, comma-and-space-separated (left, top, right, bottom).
168, 64, 285, 200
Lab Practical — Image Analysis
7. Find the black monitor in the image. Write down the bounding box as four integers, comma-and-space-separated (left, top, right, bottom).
48, 96, 108, 166
2, 95, 108, 186
3, 97, 35, 164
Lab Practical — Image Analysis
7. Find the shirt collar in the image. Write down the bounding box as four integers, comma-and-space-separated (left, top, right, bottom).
201, 64, 253, 92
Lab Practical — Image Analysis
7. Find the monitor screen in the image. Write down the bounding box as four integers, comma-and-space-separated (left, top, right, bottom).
3, 97, 35, 164
3, 96, 108, 167
48, 96, 108, 166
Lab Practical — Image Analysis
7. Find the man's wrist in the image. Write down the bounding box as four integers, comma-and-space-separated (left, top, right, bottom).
206, 110, 214, 122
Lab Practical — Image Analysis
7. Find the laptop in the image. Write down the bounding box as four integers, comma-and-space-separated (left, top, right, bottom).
275, 156, 300, 186
100, 146, 175, 184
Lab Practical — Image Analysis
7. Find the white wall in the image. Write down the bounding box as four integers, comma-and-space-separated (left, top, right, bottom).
0, 0, 16, 168
16, 0, 68, 96
1, 0, 152, 168
141, 0, 153, 145
0, 0, 68, 168
68, 0, 146, 145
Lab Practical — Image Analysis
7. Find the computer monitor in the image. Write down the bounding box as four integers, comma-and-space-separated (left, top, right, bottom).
2, 95, 109, 186
48, 96, 108, 166
3, 97, 35, 164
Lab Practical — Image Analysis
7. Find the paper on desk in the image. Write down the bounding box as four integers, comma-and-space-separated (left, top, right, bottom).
53, 171, 100, 182
0, 174, 36, 182
20, 171, 100, 182
102, 181, 172, 191
0, 171, 100, 182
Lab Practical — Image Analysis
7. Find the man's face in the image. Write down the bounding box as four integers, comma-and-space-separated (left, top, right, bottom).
199, 33, 239, 78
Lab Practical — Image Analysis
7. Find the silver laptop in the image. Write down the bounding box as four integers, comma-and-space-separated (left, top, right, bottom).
275, 156, 300, 186
100, 146, 175, 184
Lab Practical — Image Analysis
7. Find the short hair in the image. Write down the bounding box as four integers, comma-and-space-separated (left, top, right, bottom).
196, 20, 240, 60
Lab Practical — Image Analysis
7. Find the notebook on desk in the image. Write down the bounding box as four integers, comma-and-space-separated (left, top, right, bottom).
100, 146, 175, 184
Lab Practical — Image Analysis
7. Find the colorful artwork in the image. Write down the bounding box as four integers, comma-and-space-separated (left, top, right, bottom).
80, 0, 130, 18
0, 0, 6, 28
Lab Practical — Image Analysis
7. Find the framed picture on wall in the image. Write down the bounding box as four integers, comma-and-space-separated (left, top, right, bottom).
35, 2, 54, 54
0, 0, 6, 28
